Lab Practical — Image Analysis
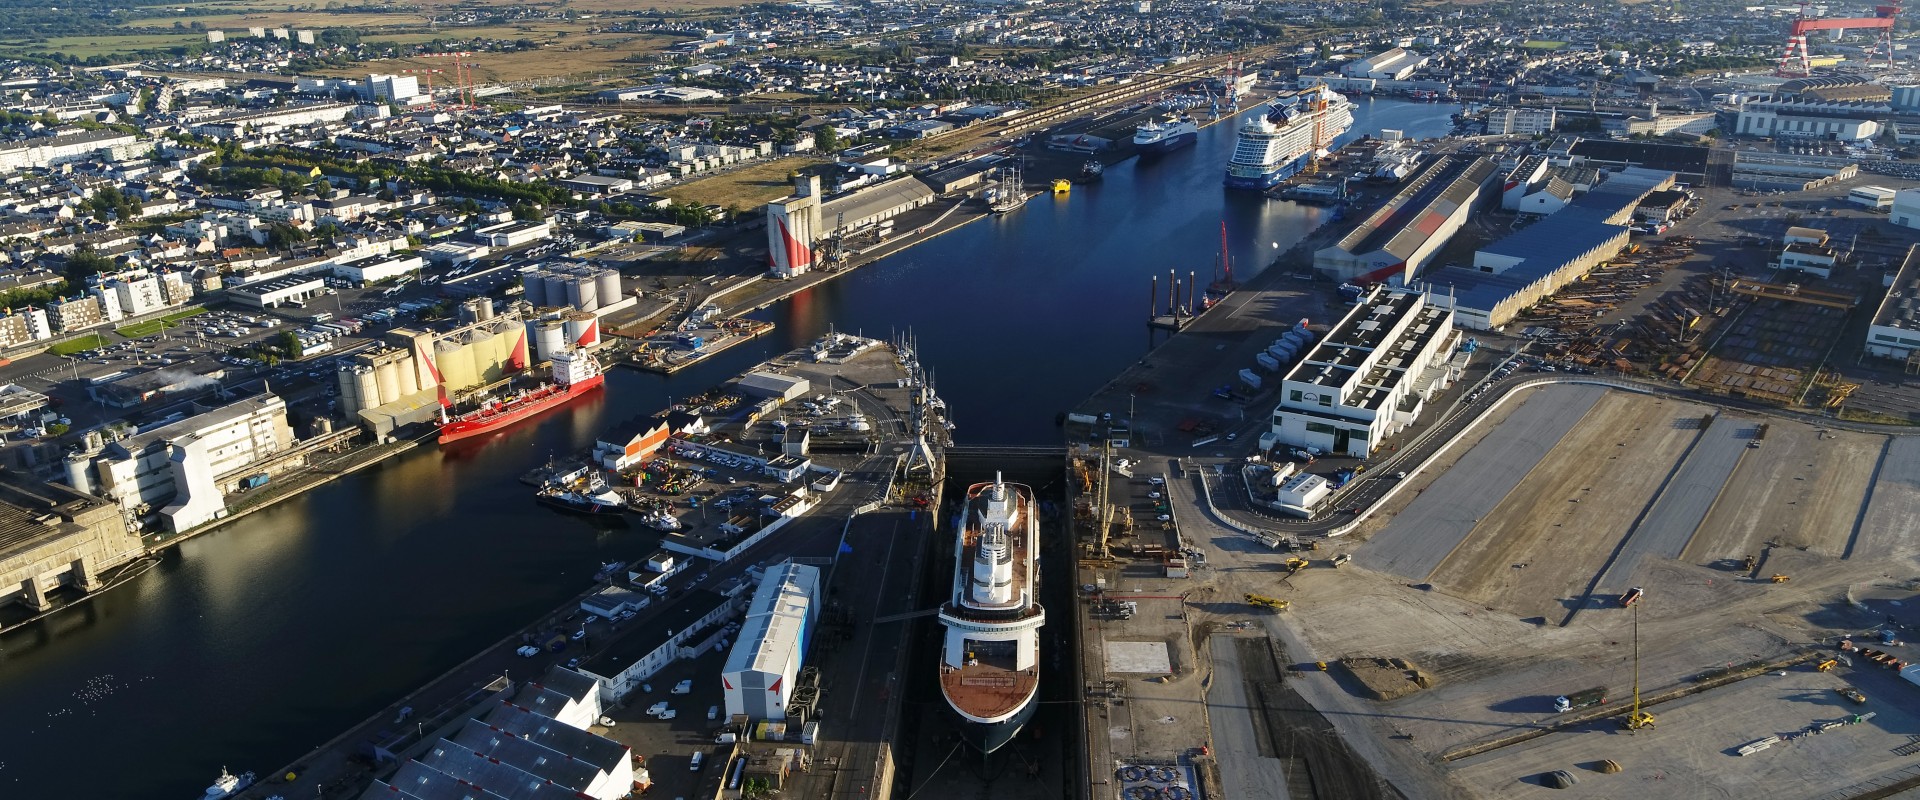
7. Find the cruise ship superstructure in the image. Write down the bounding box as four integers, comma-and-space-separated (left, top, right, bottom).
938, 473, 1046, 754
1223, 86, 1355, 190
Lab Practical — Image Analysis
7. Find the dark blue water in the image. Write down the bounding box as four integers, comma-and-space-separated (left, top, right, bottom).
0, 98, 1453, 798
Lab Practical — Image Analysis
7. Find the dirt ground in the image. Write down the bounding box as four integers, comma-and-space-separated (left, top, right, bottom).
1426, 393, 1709, 619
1686, 424, 1884, 562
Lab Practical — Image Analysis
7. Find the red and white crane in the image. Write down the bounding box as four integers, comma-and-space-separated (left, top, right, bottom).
1776, 0, 1902, 77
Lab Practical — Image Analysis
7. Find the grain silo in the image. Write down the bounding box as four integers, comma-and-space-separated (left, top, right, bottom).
534, 318, 567, 362
566, 274, 599, 312
353, 366, 380, 415
595, 269, 622, 306
522, 272, 549, 307
436, 339, 480, 391
374, 357, 401, 405
336, 365, 362, 415
563, 310, 600, 348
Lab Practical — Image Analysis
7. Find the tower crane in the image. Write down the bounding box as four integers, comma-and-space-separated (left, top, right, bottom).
1776, 0, 1901, 77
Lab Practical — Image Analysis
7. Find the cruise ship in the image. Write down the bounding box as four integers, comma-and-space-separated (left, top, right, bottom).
939, 474, 1046, 754
1133, 116, 1199, 154
1223, 86, 1355, 190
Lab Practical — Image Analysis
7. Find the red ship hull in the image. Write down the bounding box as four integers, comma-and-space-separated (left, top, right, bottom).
437, 373, 605, 444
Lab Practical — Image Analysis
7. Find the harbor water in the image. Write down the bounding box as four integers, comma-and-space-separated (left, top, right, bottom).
0, 97, 1453, 798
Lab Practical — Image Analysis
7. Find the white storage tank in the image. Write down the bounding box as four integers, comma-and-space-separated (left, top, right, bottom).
521, 273, 548, 306
563, 310, 600, 348
336, 365, 361, 415
566, 275, 598, 312
353, 366, 380, 414
535, 318, 567, 361
542, 273, 569, 309
595, 269, 621, 306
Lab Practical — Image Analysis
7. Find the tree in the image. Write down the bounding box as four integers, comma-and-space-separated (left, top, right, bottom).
280, 330, 304, 358
65, 248, 115, 282
814, 125, 841, 153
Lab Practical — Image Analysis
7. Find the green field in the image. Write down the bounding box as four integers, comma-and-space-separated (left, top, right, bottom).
0, 32, 206, 58
48, 333, 109, 356
1522, 40, 1568, 50
116, 307, 209, 339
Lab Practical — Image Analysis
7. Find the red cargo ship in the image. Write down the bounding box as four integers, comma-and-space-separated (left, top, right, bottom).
438, 349, 603, 444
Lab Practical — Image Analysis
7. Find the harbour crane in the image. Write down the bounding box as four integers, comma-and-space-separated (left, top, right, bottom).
1776, 0, 1901, 77
1625, 601, 1655, 731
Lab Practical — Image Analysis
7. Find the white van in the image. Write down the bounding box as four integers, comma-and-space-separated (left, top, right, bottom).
714, 733, 737, 744
672, 679, 692, 694
689, 752, 705, 771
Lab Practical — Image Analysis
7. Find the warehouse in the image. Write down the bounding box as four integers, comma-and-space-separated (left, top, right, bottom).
0, 472, 145, 611
736, 371, 810, 402
474, 219, 554, 248
818, 176, 937, 238
229, 275, 326, 309
1314, 156, 1496, 284
1422, 167, 1672, 330
1866, 245, 1920, 368
722, 561, 821, 722
331, 253, 422, 284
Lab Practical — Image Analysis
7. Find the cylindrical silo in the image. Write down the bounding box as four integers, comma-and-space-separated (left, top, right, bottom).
437, 340, 478, 391
336, 365, 361, 415
64, 452, 94, 495
566, 276, 597, 312
543, 274, 568, 309
476, 298, 494, 321
353, 366, 380, 414
457, 297, 487, 324
522, 272, 549, 306
564, 310, 600, 348
535, 318, 566, 362
374, 358, 400, 406
395, 352, 420, 396
595, 270, 621, 306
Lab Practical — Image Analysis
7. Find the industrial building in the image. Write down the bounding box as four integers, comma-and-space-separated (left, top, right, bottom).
577, 589, 737, 703
594, 410, 705, 471
332, 253, 422, 284
1267, 285, 1460, 458
361, 667, 638, 800
722, 561, 822, 722
0, 471, 145, 611
1894, 188, 1920, 230
1499, 155, 1550, 211
1734, 95, 1887, 141
818, 175, 937, 238
736, 371, 810, 402
475, 219, 555, 248
1867, 245, 1920, 369
1313, 156, 1497, 284
1423, 167, 1673, 330
519, 264, 628, 315
65, 394, 295, 533
1341, 47, 1425, 81
1731, 150, 1858, 191
764, 173, 939, 278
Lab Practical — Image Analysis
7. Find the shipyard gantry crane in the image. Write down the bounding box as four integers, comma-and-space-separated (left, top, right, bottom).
1776, 0, 1902, 77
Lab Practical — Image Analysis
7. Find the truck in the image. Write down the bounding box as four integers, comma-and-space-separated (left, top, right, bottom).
1553, 687, 1608, 713
240, 473, 270, 490
1238, 368, 1262, 390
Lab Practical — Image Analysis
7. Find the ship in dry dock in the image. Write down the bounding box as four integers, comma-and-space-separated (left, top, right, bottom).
938, 473, 1046, 754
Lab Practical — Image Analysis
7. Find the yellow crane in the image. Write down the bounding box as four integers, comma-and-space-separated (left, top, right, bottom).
1625, 601, 1655, 731
1246, 593, 1289, 611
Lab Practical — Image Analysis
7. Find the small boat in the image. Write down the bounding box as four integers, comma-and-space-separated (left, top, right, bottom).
639, 507, 684, 531
200, 768, 255, 800
536, 474, 626, 515
1052, 179, 1071, 194
1079, 160, 1104, 181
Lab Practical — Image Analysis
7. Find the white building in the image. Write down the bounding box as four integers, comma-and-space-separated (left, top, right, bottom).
1867, 245, 1920, 366
1893, 188, 1920, 230
364, 73, 420, 102
66, 394, 294, 532
0, 130, 143, 175
1268, 286, 1460, 458
766, 175, 821, 278
1273, 470, 1332, 518
105, 274, 167, 317
1777, 242, 1838, 278
1341, 47, 1424, 81
722, 561, 821, 722
332, 253, 422, 284
1486, 106, 1557, 136
1851, 185, 1897, 209
575, 589, 737, 704
475, 219, 553, 248
1734, 95, 1886, 141
229, 275, 327, 308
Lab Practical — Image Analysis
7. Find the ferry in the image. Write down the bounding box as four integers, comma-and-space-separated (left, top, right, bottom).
199, 768, 254, 800
437, 349, 604, 444
1223, 86, 1355, 191
939, 474, 1046, 754
1133, 116, 1199, 154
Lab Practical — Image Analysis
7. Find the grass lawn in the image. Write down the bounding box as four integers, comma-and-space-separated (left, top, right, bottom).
0, 32, 206, 58
327, 33, 679, 83
662, 157, 823, 208
115, 307, 209, 339
1522, 40, 1568, 50
48, 333, 109, 357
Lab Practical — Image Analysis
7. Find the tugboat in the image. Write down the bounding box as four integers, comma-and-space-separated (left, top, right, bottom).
1079, 159, 1104, 182
1051, 179, 1071, 194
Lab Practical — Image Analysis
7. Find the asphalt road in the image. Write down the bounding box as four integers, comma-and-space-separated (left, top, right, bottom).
1206, 636, 1293, 800
1596, 416, 1752, 590
1358, 385, 1606, 581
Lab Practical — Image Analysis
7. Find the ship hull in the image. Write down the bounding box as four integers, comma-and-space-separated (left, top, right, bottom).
949, 694, 1038, 754
437, 373, 605, 444
1136, 130, 1197, 154
1223, 151, 1313, 190
536, 494, 624, 515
